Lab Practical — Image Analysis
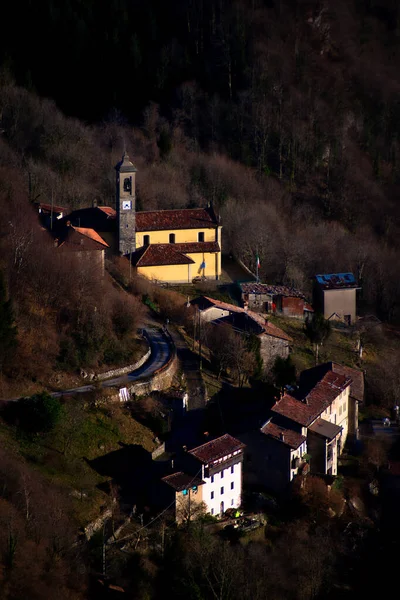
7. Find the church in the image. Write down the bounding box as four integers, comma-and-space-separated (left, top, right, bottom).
55, 152, 222, 284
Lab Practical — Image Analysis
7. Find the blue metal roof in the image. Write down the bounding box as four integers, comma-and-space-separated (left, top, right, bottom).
315, 273, 358, 289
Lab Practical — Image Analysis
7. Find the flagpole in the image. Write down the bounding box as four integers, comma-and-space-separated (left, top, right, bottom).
256, 250, 259, 283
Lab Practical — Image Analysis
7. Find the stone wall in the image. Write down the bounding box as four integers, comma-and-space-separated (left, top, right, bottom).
152, 443, 166, 459
128, 331, 178, 397
97, 341, 151, 381
259, 334, 290, 372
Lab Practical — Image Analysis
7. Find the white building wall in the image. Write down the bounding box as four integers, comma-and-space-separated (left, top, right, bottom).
290, 441, 307, 481
202, 460, 242, 516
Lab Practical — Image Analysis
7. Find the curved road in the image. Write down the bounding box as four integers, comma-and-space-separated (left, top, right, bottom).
50, 327, 171, 398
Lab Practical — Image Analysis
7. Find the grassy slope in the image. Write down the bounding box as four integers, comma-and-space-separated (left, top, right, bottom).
0, 399, 156, 527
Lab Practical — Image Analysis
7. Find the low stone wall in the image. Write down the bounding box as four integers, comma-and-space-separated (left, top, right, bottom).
128, 351, 178, 397
152, 443, 166, 460
128, 329, 178, 397
84, 508, 112, 540
96, 334, 151, 381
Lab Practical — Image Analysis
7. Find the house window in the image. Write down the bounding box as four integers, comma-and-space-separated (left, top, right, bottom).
169, 233, 175, 243
211, 491, 214, 500
343, 402, 346, 412
231, 465, 234, 474
143, 235, 150, 246
231, 482, 234, 490
231, 499, 234, 506
211, 508, 214, 515
198, 232, 205, 242
221, 487, 224, 495
211, 475, 214, 483
339, 405, 342, 416
220, 470, 224, 479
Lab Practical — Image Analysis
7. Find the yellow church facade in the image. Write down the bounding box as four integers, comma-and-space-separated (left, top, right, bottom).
132, 207, 222, 283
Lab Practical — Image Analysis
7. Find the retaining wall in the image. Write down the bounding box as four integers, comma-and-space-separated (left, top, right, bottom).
96, 333, 151, 381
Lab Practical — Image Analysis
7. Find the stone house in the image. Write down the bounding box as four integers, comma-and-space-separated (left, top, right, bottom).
162, 434, 245, 521
313, 273, 360, 325
191, 296, 292, 370
240, 364, 361, 494
54, 222, 109, 274
240, 283, 313, 319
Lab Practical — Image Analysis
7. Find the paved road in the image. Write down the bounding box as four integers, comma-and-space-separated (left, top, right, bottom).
167, 326, 207, 411
49, 327, 171, 398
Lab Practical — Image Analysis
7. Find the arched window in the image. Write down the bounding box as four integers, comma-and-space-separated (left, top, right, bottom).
169, 233, 176, 243
143, 235, 150, 246
123, 177, 132, 193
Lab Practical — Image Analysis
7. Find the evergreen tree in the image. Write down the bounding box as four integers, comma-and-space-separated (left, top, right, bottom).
0, 272, 17, 371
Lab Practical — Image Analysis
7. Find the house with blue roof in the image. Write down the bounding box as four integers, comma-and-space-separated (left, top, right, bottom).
313, 273, 361, 325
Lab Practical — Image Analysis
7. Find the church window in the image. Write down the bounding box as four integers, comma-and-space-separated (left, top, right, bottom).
169, 233, 176, 243
198, 232, 205, 242
143, 235, 150, 246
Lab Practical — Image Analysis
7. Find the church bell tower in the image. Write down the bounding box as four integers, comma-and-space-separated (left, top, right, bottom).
115, 152, 137, 255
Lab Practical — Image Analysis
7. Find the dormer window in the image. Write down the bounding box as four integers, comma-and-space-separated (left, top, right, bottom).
198, 232, 205, 242
169, 233, 175, 243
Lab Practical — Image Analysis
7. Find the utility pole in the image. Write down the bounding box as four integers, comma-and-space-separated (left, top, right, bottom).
102, 521, 107, 578
198, 307, 202, 371
50, 189, 54, 231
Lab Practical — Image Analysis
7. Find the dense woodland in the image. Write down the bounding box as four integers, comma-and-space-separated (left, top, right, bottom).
1, 0, 400, 598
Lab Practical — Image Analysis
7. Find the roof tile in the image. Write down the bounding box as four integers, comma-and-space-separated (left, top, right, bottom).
189, 434, 245, 464
272, 371, 351, 426
136, 207, 218, 232
261, 421, 306, 449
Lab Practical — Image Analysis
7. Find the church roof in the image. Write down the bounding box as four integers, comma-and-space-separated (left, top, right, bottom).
132, 242, 220, 267
115, 152, 137, 173
132, 244, 195, 267
135, 207, 218, 232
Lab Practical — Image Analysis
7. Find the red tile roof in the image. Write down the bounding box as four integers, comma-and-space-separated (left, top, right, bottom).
57, 226, 108, 251
98, 206, 116, 218
197, 296, 292, 342
133, 242, 220, 267
133, 244, 195, 267
271, 393, 314, 427
330, 363, 364, 402
135, 207, 218, 232
171, 242, 220, 254
189, 434, 245, 464
272, 371, 351, 426
73, 227, 109, 247
261, 420, 306, 449
161, 472, 205, 492
37, 202, 66, 214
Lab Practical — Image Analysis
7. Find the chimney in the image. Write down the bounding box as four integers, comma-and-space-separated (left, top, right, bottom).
279, 432, 285, 441
92, 199, 98, 208
171, 459, 174, 470
54, 238, 59, 248
66, 220, 71, 227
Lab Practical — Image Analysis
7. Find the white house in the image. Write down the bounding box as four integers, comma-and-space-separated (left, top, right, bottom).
162, 434, 245, 521
188, 434, 245, 516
